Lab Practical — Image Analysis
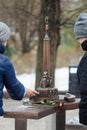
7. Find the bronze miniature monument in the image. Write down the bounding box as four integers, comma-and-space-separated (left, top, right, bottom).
34, 17, 59, 102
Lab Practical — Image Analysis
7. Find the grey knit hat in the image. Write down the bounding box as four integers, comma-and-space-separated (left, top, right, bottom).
0, 22, 11, 42
74, 13, 87, 39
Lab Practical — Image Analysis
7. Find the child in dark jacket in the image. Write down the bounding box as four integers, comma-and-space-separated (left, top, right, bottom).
74, 13, 87, 129
0, 22, 39, 116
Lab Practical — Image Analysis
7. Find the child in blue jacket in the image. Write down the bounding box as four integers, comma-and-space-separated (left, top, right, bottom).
0, 22, 39, 116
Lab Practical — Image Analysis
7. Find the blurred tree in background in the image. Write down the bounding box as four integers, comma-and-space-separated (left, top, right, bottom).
0, 0, 86, 56
35, 0, 61, 88
0, 0, 40, 54
14, 0, 40, 53
0, 0, 87, 88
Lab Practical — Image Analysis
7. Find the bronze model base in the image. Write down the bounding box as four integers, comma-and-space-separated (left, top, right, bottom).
34, 87, 59, 102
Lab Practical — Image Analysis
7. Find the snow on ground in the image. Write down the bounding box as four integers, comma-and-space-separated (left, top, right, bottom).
17, 73, 36, 90
55, 67, 69, 91
17, 67, 69, 91
3, 67, 78, 93
3, 67, 69, 91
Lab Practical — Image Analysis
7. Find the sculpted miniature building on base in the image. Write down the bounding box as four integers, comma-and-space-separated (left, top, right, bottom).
34, 17, 59, 102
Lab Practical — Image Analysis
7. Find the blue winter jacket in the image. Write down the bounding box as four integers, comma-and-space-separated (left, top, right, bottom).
0, 43, 25, 116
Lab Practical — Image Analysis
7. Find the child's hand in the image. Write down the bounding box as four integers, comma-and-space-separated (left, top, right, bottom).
25, 89, 39, 98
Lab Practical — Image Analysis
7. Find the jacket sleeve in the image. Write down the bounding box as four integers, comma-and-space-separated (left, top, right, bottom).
3, 57, 25, 100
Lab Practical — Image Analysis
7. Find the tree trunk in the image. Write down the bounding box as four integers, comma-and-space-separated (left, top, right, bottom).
19, 15, 29, 53
14, 0, 38, 53
14, 0, 30, 53
35, 0, 61, 89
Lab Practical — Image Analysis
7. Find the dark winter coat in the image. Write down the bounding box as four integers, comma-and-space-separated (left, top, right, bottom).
77, 52, 87, 125
0, 43, 25, 116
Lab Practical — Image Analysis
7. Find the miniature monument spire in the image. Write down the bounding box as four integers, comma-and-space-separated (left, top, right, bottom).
39, 16, 53, 88
34, 16, 59, 102
43, 16, 50, 76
